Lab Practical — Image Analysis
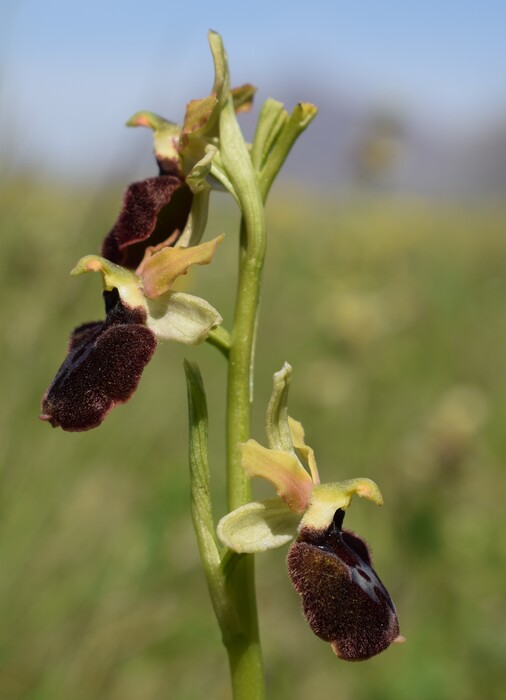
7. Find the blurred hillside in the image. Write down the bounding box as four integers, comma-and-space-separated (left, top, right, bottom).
239, 78, 506, 197
3, 74, 505, 198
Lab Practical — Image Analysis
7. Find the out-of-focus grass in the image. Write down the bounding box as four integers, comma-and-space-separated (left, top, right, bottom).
0, 180, 505, 699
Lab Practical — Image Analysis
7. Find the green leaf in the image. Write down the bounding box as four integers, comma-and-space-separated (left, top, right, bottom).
185, 360, 214, 540
184, 360, 237, 634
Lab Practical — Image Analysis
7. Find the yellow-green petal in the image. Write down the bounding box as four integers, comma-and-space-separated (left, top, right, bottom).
301, 478, 383, 532
70, 255, 145, 310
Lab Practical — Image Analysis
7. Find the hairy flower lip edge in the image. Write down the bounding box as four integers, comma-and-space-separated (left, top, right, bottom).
39, 294, 157, 432
101, 175, 193, 270
287, 511, 402, 661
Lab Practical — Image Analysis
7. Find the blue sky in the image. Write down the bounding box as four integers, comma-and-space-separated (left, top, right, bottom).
2, 0, 505, 179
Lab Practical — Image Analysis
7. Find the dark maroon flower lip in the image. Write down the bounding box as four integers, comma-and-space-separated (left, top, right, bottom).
287, 508, 400, 661
40, 289, 157, 432
101, 175, 193, 270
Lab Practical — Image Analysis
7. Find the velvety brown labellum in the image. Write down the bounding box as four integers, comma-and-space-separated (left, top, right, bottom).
101, 176, 193, 269
40, 289, 156, 431
287, 509, 400, 661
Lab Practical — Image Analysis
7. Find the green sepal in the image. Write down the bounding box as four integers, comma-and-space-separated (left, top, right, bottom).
182, 30, 230, 143
208, 29, 230, 111
217, 498, 300, 553
146, 291, 222, 345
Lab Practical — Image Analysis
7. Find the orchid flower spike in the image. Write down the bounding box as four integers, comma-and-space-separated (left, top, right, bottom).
218, 363, 402, 661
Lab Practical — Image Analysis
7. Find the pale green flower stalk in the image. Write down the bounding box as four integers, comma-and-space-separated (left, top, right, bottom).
182, 34, 316, 699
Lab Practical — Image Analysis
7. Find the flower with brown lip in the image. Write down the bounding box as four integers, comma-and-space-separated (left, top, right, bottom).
41, 31, 255, 432
40, 240, 223, 431
102, 31, 255, 270
217, 363, 403, 661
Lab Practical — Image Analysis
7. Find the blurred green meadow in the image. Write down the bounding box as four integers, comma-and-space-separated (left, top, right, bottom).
0, 179, 505, 700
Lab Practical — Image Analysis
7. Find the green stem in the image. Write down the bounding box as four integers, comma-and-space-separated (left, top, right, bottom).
206, 325, 231, 358
220, 99, 267, 699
